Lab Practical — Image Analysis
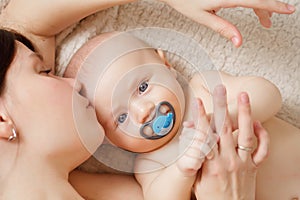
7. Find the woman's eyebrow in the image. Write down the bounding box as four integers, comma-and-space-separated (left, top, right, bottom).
30, 52, 44, 61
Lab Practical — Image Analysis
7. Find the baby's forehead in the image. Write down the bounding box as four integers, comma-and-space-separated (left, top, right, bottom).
82, 32, 156, 73
74, 32, 155, 94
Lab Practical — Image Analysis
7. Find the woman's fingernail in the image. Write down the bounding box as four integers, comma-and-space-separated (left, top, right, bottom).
287, 4, 295, 12
215, 85, 226, 96
240, 93, 249, 104
231, 37, 239, 46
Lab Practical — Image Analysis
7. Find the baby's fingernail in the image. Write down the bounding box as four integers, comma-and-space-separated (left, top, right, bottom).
240, 93, 249, 104
254, 121, 262, 129
231, 36, 239, 46
192, 98, 199, 109
287, 4, 295, 12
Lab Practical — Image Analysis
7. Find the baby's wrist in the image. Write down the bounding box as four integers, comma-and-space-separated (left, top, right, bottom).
176, 162, 199, 177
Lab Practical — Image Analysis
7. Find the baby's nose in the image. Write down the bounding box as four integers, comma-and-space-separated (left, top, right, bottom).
131, 100, 155, 124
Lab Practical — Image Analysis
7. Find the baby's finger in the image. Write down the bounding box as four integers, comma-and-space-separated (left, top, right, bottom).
192, 98, 211, 134
179, 127, 207, 156
183, 121, 195, 128
192, 98, 218, 157
237, 92, 256, 161
252, 121, 269, 166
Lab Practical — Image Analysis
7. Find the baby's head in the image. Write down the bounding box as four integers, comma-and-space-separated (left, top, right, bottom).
65, 32, 185, 153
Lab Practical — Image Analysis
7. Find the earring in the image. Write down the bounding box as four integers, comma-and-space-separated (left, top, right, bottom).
8, 128, 17, 141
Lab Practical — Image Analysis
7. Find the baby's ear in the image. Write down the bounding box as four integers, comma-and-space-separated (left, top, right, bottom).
156, 49, 171, 68
156, 49, 177, 78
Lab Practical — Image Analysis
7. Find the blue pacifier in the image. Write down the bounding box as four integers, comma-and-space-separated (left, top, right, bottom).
140, 101, 176, 140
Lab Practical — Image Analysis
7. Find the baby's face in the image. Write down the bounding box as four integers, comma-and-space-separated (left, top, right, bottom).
94, 49, 184, 152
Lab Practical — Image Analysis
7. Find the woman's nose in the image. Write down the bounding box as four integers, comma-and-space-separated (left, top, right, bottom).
130, 99, 155, 124
62, 77, 82, 92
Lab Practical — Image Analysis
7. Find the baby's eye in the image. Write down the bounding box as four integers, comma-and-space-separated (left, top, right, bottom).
118, 113, 128, 124
139, 81, 148, 94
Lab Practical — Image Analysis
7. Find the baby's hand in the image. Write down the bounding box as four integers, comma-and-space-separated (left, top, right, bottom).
177, 99, 218, 177
177, 126, 208, 176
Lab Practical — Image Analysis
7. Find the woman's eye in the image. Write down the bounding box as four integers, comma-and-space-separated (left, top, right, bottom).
41, 69, 52, 75
118, 113, 128, 124
139, 81, 148, 94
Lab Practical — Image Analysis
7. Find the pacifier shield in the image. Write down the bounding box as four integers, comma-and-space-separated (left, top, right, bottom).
140, 101, 175, 140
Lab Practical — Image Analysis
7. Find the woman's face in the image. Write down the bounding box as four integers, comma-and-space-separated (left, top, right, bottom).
3, 42, 104, 162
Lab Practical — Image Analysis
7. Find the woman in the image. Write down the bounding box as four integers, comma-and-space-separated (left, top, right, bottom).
0, 0, 295, 199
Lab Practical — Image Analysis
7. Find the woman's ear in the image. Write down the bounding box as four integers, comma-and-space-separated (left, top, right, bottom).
0, 104, 16, 141
156, 49, 171, 68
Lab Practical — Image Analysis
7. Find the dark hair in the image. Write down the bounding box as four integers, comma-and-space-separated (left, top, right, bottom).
0, 29, 35, 95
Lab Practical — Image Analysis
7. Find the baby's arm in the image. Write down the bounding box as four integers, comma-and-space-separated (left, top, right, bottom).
135, 158, 195, 200
190, 70, 282, 128
135, 109, 217, 200
135, 115, 216, 200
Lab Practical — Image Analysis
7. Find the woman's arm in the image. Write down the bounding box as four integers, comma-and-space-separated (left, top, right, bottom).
1, 0, 135, 37
0, 0, 135, 69
69, 170, 143, 200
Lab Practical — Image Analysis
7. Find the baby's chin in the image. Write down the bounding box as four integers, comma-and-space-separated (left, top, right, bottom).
110, 128, 180, 153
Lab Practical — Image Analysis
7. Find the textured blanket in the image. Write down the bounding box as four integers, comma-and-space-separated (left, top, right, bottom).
1, 0, 299, 173
55, 0, 299, 129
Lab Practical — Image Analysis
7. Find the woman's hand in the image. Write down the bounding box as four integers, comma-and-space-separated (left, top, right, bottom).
161, 0, 295, 47
193, 85, 269, 200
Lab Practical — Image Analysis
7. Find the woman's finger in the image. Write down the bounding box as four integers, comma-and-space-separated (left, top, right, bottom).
227, 0, 295, 14
253, 8, 272, 28
194, 12, 242, 47
252, 121, 269, 166
212, 85, 236, 155
237, 92, 256, 161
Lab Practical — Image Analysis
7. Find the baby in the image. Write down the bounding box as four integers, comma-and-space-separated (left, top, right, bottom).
64, 32, 300, 200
